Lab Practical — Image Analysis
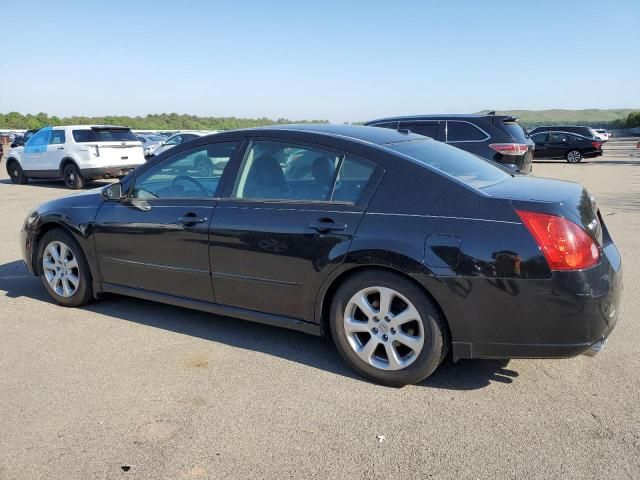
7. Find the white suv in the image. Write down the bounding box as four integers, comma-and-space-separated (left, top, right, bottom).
5, 125, 145, 189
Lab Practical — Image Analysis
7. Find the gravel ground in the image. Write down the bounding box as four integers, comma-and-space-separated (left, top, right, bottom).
1, 138, 639, 480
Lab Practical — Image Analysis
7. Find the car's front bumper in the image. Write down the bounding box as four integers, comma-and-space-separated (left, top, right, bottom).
20, 228, 37, 275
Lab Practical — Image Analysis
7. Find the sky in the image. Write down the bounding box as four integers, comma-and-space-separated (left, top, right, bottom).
1, 0, 638, 122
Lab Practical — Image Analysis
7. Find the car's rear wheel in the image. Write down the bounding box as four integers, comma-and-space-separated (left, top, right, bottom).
330, 270, 447, 387
566, 150, 582, 163
38, 229, 93, 307
7, 160, 28, 184
63, 163, 86, 189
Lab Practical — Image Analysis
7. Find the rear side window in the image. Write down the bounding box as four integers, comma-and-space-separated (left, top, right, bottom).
387, 139, 509, 189
446, 121, 488, 142
72, 128, 138, 143
371, 122, 398, 130
498, 122, 529, 142
400, 121, 441, 139
49, 130, 66, 145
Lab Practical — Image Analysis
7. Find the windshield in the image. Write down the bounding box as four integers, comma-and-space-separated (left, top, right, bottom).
386, 139, 510, 188
72, 128, 138, 143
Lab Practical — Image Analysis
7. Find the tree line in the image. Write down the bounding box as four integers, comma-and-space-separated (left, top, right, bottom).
0, 112, 329, 131
609, 112, 640, 129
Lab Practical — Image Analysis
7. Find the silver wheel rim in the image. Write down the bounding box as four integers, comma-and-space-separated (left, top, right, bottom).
343, 286, 425, 371
42, 241, 80, 298
568, 151, 581, 162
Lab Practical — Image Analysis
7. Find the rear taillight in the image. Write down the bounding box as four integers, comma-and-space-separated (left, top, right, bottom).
516, 210, 600, 271
488, 143, 530, 155
592, 141, 602, 149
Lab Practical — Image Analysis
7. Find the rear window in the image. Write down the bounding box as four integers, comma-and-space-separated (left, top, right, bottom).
387, 139, 510, 189
498, 122, 529, 142
72, 128, 138, 143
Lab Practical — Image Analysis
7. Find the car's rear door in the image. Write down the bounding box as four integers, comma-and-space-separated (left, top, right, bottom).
94, 141, 240, 301
209, 138, 381, 321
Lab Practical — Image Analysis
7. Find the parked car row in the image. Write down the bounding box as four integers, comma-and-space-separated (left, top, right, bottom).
17, 124, 622, 386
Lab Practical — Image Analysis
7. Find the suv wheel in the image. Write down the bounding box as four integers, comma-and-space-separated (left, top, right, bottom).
63, 163, 86, 189
330, 270, 447, 387
7, 160, 28, 184
566, 150, 582, 163
38, 228, 93, 307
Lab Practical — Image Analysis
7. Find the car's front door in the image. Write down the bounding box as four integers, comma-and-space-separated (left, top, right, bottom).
93, 141, 240, 301
209, 139, 380, 320
21, 127, 51, 173
531, 133, 549, 158
548, 133, 569, 158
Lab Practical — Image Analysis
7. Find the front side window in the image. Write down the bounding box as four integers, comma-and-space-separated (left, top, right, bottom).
531, 133, 548, 143
49, 130, 66, 145
132, 142, 238, 199
24, 128, 51, 152
446, 121, 488, 142
232, 141, 375, 203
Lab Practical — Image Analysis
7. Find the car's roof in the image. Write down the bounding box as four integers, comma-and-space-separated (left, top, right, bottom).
238, 123, 426, 146
54, 124, 132, 130
365, 113, 511, 124
531, 125, 591, 129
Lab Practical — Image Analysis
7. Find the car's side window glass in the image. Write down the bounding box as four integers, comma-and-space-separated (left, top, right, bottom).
550, 133, 569, 143
531, 133, 547, 142
166, 135, 182, 145
49, 130, 66, 145
24, 128, 51, 152
446, 121, 488, 142
233, 141, 342, 202
400, 122, 440, 138
331, 157, 376, 203
132, 142, 238, 199
372, 122, 398, 130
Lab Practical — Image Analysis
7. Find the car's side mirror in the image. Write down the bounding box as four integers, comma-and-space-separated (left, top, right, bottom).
102, 182, 123, 201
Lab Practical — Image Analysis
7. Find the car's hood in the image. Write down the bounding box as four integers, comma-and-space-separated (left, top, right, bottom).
35, 187, 105, 213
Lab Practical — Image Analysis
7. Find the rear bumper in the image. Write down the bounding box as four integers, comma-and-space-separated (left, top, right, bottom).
444, 242, 623, 361
80, 164, 142, 179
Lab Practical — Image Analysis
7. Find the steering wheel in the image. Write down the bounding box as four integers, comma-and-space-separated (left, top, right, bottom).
170, 175, 210, 197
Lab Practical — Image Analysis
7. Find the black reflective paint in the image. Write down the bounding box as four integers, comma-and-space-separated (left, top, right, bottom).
20, 125, 622, 361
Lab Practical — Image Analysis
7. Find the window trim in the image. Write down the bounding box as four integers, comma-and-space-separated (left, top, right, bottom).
445, 120, 491, 143
221, 137, 383, 208
128, 142, 241, 201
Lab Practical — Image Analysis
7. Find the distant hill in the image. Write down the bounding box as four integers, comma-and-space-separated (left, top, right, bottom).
476, 109, 638, 128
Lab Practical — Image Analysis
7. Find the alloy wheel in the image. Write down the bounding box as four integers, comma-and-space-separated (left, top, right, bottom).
343, 286, 425, 370
567, 151, 582, 163
42, 241, 80, 297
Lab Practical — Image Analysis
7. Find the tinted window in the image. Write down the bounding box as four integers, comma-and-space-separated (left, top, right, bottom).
498, 122, 529, 142
49, 130, 66, 145
387, 139, 509, 188
400, 122, 441, 138
371, 122, 398, 130
549, 133, 570, 143
132, 142, 237, 199
446, 121, 487, 142
165, 134, 183, 145
233, 141, 374, 203
531, 133, 548, 143
72, 128, 138, 143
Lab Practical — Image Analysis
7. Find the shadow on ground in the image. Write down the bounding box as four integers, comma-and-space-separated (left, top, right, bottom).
0, 259, 517, 391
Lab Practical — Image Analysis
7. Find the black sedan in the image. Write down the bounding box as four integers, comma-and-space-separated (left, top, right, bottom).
19, 125, 622, 386
531, 131, 603, 163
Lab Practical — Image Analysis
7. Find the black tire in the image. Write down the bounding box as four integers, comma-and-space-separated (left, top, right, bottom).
330, 270, 448, 387
62, 163, 86, 189
566, 150, 582, 163
7, 160, 28, 184
37, 228, 93, 307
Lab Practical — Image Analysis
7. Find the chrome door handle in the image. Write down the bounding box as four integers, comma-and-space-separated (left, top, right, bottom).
57, 146, 64, 150
178, 215, 207, 225
308, 220, 347, 233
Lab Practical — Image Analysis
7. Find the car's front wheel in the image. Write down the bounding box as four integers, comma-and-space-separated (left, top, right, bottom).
7, 160, 28, 184
330, 270, 448, 387
63, 163, 86, 189
566, 150, 583, 163
38, 229, 93, 307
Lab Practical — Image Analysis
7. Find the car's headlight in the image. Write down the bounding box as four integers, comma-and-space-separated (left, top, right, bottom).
23, 208, 38, 230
